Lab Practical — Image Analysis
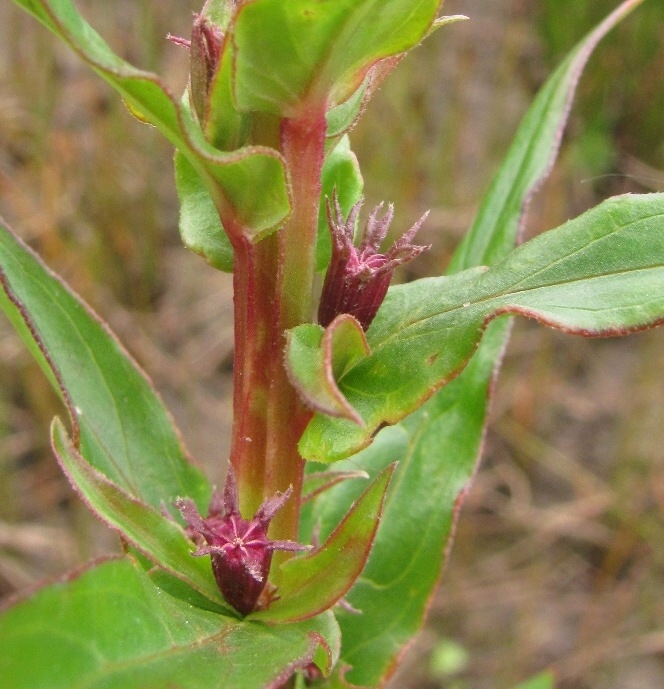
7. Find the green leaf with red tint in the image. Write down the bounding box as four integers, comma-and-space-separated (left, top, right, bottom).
232, 0, 442, 115
0, 556, 341, 689
251, 465, 394, 624
285, 315, 369, 424
304, 321, 510, 687
175, 151, 234, 273
326, 80, 369, 139
50, 418, 228, 610
9, 0, 289, 237
306, 4, 653, 684
302, 6, 653, 681
298, 193, 664, 462
448, 0, 648, 274
0, 220, 209, 513
301, 470, 369, 505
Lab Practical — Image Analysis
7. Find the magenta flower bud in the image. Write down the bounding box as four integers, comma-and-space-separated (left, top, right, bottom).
318, 193, 430, 331
176, 471, 309, 615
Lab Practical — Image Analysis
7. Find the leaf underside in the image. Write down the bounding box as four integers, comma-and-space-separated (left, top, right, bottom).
232, 0, 441, 114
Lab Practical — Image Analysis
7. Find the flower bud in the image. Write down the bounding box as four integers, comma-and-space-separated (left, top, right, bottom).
189, 14, 224, 123
318, 193, 430, 330
177, 470, 309, 615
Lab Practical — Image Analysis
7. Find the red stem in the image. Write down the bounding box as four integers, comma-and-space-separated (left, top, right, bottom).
227, 107, 328, 545
263, 111, 327, 544
228, 233, 278, 515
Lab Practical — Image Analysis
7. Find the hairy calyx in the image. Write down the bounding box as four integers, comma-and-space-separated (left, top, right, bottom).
177, 470, 309, 615
318, 193, 429, 330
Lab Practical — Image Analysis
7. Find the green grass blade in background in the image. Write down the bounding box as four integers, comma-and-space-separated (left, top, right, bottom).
0, 220, 210, 512
448, 0, 646, 274
0, 556, 340, 689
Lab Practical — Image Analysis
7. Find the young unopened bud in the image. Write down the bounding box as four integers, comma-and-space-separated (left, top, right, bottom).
318, 193, 430, 330
189, 14, 223, 123
176, 470, 309, 615
168, 13, 223, 123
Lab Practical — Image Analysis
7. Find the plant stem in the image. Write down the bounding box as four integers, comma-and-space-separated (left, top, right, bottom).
227, 107, 327, 547
263, 110, 327, 546
228, 232, 277, 516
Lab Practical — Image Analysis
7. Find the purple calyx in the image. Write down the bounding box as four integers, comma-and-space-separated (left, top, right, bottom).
177, 470, 309, 616
318, 193, 430, 330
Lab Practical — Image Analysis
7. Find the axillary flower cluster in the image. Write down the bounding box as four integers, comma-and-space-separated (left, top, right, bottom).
177, 471, 309, 616
318, 193, 430, 331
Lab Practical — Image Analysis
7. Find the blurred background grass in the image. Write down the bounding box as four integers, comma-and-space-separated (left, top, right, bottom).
0, 1, 663, 688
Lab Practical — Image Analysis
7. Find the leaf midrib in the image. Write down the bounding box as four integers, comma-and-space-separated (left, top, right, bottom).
368, 212, 664, 355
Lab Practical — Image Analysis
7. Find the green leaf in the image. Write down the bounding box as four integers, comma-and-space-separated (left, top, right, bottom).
10, 0, 289, 235
324, 54, 406, 141
307, 3, 650, 683
204, 32, 253, 152
300, 0, 648, 463
448, 0, 647, 274
326, 82, 369, 139
0, 220, 210, 512
318, 136, 364, 271
302, 323, 508, 686
298, 193, 664, 462
301, 470, 369, 504
50, 419, 228, 609
175, 151, 234, 273
285, 315, 369, 424
232, 0, 441, 115
253, 465, 394, 624
0, 557, 341, 689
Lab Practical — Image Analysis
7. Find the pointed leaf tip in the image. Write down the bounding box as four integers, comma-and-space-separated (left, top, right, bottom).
252, 465, 395, 623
